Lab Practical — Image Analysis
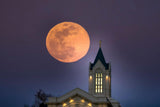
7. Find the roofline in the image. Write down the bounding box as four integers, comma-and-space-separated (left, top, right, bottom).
47, 88, 113, 104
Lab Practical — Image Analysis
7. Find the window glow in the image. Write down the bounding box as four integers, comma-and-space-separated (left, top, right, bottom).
88, 103, 92, 106
95, 73, 103, 93
69, 99, 74, 103
81, 99, 85, 103
63, 103, 67, 106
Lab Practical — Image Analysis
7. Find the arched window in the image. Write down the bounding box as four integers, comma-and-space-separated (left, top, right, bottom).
95, 73, 103, 93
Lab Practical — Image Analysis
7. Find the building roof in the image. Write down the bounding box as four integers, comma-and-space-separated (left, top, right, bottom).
90, 47, 109, 70
47, 88, 119, 104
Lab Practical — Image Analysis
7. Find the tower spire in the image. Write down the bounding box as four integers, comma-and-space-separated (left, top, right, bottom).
90, 41, 108, 70
99, 40, 102, 48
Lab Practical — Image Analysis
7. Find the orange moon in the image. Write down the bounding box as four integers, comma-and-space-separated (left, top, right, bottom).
46, 22, 90, 63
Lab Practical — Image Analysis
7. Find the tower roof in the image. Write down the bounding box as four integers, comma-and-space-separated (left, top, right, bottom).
90, 46, 109, 70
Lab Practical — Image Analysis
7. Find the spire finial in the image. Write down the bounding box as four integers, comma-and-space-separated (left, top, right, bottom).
99, 40, 102, 48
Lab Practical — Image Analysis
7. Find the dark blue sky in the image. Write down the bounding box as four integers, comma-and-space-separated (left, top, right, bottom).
0, 0, 160, 107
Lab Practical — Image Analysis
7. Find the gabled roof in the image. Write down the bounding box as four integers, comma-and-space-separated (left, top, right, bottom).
47, 88, 107, 103
90, 47, 109, 70
47, 88, 120, 104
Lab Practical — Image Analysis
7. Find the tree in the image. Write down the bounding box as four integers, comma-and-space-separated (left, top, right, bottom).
35, 89, 51, 107
35, 89, 47, 103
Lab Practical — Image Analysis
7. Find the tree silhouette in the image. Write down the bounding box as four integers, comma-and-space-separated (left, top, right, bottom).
35, 89, 47, 103
35, 89, 52, 107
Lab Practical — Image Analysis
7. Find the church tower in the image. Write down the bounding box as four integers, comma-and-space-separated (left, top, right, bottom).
89, 41, 111, 98
47, 41, 121, 107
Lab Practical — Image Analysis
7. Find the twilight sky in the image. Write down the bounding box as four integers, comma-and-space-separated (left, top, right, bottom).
0, 0, 160, 107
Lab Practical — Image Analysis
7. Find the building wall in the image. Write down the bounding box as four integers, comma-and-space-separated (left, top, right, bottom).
48, 96, 97, 107
89, 60, 111, 98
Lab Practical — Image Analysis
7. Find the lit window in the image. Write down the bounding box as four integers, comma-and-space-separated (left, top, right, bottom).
95, 73, 103, 93
69, 99, 74, 103
81, 99, 85, 103
63, 103, 67, 106
88, 103, 92, 106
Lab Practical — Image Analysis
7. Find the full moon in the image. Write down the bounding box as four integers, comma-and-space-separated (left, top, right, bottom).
46, 22, 90, 63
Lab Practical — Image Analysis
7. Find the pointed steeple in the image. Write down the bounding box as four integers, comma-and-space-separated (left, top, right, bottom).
94, 47, 106, 65
90, 41, 109, 70
99, 40, 102, 48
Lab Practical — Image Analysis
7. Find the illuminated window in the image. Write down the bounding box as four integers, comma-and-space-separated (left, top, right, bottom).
88, 103, 92, 106
69, 99, 74, 103
95, 73, 103, 93
63, 103, 67, 106
81, 99, 85, 103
